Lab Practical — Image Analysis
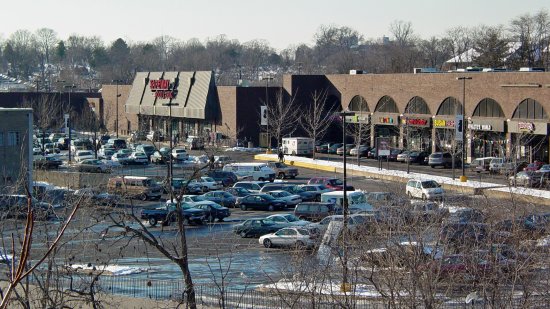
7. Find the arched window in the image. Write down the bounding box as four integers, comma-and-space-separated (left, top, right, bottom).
472, 98, 504, 118
405, 96, 430, 114
436, 97, 462, 115
512, 98, 548, 120
348, 95, 369, 112
375, 96, 399, 113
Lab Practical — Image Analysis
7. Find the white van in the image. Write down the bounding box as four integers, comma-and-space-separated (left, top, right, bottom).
222, 163, 276, 182
320, 191, 374, 213
282, 137, 314, 156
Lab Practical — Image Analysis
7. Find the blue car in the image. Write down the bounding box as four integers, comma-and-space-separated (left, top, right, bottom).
201, 191, 237, 208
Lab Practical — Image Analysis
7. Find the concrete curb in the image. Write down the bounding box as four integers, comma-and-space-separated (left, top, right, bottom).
254, 154, 550, 206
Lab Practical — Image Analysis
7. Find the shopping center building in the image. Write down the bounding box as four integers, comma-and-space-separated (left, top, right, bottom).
121, 71, 550, 163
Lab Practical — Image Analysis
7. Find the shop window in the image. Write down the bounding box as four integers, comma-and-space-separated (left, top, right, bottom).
348, 96, 369, 112
375, 96, 399, 113
473, 98, 504, 118
512, 98, 548, 120
436, 97, 462, 115
405, 96, 430, 114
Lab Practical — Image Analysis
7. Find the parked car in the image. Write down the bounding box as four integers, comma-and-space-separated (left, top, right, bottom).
225, 187, 253, 200
396, 151, 411, 163
146, 131, 164, 142
308, 177, 355, 191
500, 161, 529, 176
236, 194, 287, 211
539, 164, 550, 172
74, 150, 95, 163
193, 201, 230, 222
0, 194, 54, 219
349, 145, 370, 157
439, 222, 488, 248
405, 179, 444, 200
428, 152, 460, 168
201, 190, 237, 208
111, 152, 132, 164
265, 213, 311, 227
77, 159, 111, 173
523, 161, 544, 172
470, 157, 497, 173
428, 254, 491, 282
189, 177, 223, 191
308, 214, 370, 234
128, 152, 149, 165
266, 161, 299, 179
135, 144, 156, 158
73, 188, 120, 207
233, 218, 285, 238
232, 181, 266, 193
509, 171, 539, 187
150, 150, 169, 164
298, 184, 333, 201
294, 202, 341, 221
205, 170, 238, 187
336, 144, 355, 155
33, 156, 62, 169
169, 178, 206, 194
259, 227, 318, 249
266, 190, 302, 207
98, 147, 116, 160
327, 143, 343, 154
172, 148, 189, 160
315, 143, 329, 153
43, 142, 60, 155
408, 151, 430, 164
409, 200, 449, 223
140, 202, 206, 227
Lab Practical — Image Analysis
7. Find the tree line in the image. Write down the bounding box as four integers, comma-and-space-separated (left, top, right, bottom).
0, 9, 549, 90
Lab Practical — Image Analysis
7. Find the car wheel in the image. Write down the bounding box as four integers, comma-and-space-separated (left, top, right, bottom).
422, 194, 427, 201
299, 216, 307, 220
430, 165, 435, 168
295, 241, 305, 249
148, 217, 158, 227
263, 239, 272, 248
278, 172, 285, 179
140, 194, 148, 201
258, 177, 265, 181
407, 192, 413, 199
240, 231, 248, 238
208, 214, 215, 223
268, 205, 275, 211
240, 205, 247, 211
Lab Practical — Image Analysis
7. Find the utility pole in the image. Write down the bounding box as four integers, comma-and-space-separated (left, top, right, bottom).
457, 77, 472, 182
113, 79, 123, 138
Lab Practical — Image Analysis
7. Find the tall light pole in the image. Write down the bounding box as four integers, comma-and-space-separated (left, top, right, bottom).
112, 79, 123, 138
163, 102, 179, 202
340, 110, 355, 292
261, 75, 273, 150
457, 77, 472, 182
64, 84, 76, 163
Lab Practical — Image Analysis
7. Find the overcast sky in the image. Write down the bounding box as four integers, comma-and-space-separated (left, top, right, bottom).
1, 0, 548, 51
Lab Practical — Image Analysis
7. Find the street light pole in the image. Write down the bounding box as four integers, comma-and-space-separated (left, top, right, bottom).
64, 84, 76, 163
262, 75, 273, 150
340, 110, 355, 292
163, 102, 179, 202
457, 77, 472, 181
113, 80, 123, 138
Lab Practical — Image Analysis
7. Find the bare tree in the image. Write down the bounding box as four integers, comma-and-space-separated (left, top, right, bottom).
265, 89, 300, 149
300, 89, 337, 159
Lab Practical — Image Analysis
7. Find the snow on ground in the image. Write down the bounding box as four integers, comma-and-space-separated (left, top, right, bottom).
69, 264, 147, 276
225, 147, 265, 153
259, 279, 388, 297
257, 154, 550, 201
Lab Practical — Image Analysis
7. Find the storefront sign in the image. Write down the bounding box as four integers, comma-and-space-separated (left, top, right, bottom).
345, 115, 370, 124
518, 122, 535, 132
469, 124, 492, 130
401, 118, 430, 127
434, 119, 455, 128
149, 79, 178, 99
379, 117, 395, 124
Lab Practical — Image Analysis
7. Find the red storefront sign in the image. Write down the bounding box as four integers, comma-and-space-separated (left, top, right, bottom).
404, 118, 428, 126
149, 79, 177, 99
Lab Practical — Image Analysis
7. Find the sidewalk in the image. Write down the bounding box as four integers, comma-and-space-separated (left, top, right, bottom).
254, 154, 550, 206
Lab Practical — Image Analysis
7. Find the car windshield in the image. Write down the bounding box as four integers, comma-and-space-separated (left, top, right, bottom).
202, 177, 215, 182
422, 181, 439, 188
330, 179, 343, 186
283, 214, 300, 222
349, 193, 367, 204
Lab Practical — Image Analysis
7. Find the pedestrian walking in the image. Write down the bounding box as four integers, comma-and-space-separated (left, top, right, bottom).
278, 150, 285, 163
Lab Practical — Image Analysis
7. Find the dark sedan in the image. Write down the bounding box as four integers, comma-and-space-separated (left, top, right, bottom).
33, 156, 63, 169
201, 190, 237, 208
233, 218, 285, 238
327, 143, 343, 154
236, 194, 286, 211
193, 201, 231, 222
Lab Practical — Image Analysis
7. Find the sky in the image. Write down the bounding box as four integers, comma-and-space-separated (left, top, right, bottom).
0, 0, 548, 51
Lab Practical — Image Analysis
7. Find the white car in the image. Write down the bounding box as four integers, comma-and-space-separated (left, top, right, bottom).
266, 190, 302, 206
265, 213, 310, 226
405, 179, 444, 200
111, 152, 131, 164
172, 148, 189, 160
128, 152, 149, 165
308, 214, 370, 234
167, 195, 206, 207
188, 177, 222, 191
74, 150, 94, 163
258, 227, 317, 249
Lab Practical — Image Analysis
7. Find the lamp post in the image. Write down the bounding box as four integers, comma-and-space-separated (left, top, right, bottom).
112, 79, 123, 138
64, 84, 76, 163
261, 75, 273, 150
340, 110, 355, 292
162, 102, 179, 202
457, 77, 472, 182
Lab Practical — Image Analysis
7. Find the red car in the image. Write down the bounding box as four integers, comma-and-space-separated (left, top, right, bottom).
307, 177, 355, 191
523, 161, 544, 172
428, 254, 491, 282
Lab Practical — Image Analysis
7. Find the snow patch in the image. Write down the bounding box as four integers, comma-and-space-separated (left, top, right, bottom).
69, 264, 147, 276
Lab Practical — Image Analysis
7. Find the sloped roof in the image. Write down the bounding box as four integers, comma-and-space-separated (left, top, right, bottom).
125, 71, 218, 120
